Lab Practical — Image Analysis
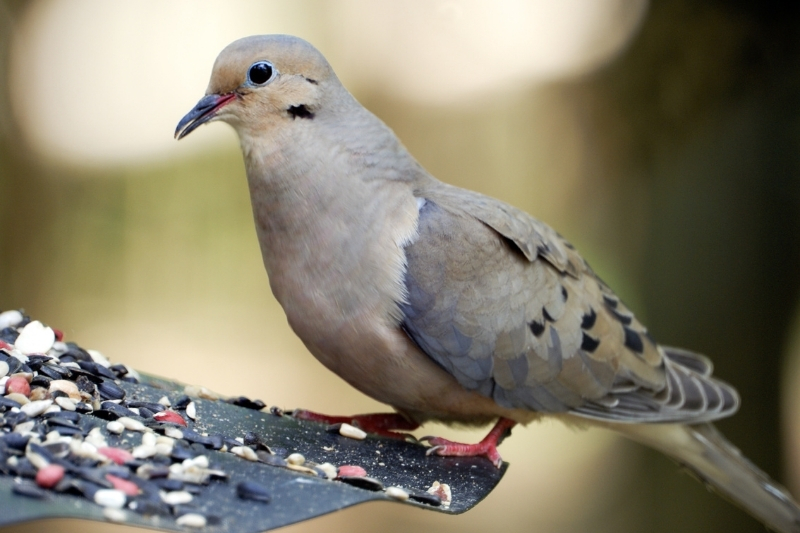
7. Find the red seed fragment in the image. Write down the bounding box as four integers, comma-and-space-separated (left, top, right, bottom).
52, 328, 64, 342
153, 410, 187, 426
337, 465, 367, 478
106, 474, 139, 496
6, 376, 31, 397
0, 340, 12, 351
98, 447, 135, 465
36, 464, 65, 488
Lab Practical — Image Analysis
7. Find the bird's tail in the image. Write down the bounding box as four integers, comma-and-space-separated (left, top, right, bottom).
616, 422, 800, 533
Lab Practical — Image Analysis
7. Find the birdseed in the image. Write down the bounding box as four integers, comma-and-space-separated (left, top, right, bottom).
0, 309, 450, 531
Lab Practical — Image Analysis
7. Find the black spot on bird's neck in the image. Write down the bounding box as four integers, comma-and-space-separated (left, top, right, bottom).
561, 286, 568, 302
542, 307, 555, 322
288, 105, 314, 119
304, 77, 318, 85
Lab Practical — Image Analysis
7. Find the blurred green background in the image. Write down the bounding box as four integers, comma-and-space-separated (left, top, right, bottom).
1, 1, 800, 532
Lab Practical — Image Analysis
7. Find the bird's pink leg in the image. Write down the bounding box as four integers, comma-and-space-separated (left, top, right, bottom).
292, 410, 419, 439
422, 417, 517, 468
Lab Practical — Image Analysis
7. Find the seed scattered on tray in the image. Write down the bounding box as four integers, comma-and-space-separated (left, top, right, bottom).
386, 486, 410, 501
427, 481, 452, 509
176, 513, 207, 528
337, 465, 367, 478
0, 308, 451, 532
338, 423, 366, 440
236, 480, 272, 503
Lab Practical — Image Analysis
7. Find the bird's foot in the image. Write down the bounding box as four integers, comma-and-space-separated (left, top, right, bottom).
291, 409, 419, 440
421, 418, 516, 468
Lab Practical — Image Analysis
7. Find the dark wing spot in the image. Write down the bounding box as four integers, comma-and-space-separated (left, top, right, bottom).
529, 320, 545, 337
623, 327, 644, 353
581, 332, 600, 353
288, 105, 314, 119
542, 307, 555, 322
609, 308, 633, 325
561, 286, 568, 302
602, 295, 618, 309
580, 308, 597, 330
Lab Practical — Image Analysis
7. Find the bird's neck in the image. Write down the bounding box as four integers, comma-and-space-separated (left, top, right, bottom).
238, 122, 423, 332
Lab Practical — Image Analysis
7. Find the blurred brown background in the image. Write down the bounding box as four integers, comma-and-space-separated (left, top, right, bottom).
1, 1, 800, 532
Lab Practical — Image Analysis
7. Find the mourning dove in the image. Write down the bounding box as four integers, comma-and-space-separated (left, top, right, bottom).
176, 35, 800, 532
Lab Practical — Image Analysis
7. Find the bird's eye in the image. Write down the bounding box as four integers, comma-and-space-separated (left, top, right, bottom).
247, 61, 275, 86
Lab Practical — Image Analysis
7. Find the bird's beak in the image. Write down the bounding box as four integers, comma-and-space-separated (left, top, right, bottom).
175, 93, 237, 140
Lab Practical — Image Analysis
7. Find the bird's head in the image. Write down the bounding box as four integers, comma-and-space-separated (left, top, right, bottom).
175, 35, 336, 140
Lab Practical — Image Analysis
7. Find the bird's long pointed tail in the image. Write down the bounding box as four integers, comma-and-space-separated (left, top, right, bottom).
616, 422, 800, 533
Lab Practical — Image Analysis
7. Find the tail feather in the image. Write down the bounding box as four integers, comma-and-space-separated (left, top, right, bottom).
616, 422, 800, 533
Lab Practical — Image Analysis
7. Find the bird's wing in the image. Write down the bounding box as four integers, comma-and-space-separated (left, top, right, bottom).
401, 183, 738, 422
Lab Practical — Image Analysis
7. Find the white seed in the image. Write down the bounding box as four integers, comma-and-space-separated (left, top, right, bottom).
286, 453, 306, 466
286, 463, 317, 475
339, 423, 367, 440
185, 401, 196, 420
160, 490, 193, 505
386, 486, 410, 501
44, 430, 64, 443
316, 462, 338, 480
0, 375, 8, 392
164, 427, 183, 439
132, 444, 157, 459
43, 404, 61, 415
13, 420, 35, 435
49, 379, 81, 399
14, 320, 55, 355
106, 421, 124, 435
157, 396, 171, 407
21, 399, 53, 417
169, 469, 210, 485
0, 310, 24, 329
141, 432, 157, 447
87, 349, 111, 368
94, 489, 127, 509
184, 455, 208, 469
26, 450, 49, 470
156, 435, 175, 446
230, 446, 258, 461
155, 443, 173, 456
175, 513, 206, 528
116, 417, 147, 432
6, 393, 30, 405
103, 507, 127, 522
0, 361, 9, 379
85, 429, 108, 449
55, 397, 77, 411
128, 407, 140, 416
